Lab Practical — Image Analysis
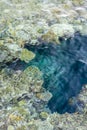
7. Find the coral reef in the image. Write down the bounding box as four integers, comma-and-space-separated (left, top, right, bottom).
0, 0, 87, 130
0, 66, 51, 129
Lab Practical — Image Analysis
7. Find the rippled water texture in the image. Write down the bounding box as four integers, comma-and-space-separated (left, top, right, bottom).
10, 32, 87, 113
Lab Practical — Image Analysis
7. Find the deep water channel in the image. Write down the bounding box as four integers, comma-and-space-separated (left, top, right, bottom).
10, 32, 87, 114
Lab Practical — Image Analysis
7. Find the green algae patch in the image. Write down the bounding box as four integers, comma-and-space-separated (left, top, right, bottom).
20, 49, 35, 63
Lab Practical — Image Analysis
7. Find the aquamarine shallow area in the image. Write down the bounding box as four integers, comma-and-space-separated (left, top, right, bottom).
25, 32, 87, 114
9, 32, 87, 114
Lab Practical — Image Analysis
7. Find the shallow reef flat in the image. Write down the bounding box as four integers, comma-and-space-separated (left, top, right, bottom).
0, 0, 87, 130
0, 0, 87, 46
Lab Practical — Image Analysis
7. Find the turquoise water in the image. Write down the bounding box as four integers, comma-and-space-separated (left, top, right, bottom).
9, 32, 87, 113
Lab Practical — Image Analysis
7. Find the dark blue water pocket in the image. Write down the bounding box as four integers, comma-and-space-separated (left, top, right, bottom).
8, 32, 87, 114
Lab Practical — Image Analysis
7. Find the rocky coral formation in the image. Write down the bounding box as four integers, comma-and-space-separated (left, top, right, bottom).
0, 66, 52, 130
0, 44, 21, 68
0, 0, 87, 46
20, 48, 35, 63
0, 0, 87, 130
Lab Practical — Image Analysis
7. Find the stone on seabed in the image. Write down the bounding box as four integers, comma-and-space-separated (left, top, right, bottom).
20, 48, 35, 63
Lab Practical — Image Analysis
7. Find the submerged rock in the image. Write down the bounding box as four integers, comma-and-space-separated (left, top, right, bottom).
0, 45, 19, 68
20, 48, 35, 63
7, 125, 15, 130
